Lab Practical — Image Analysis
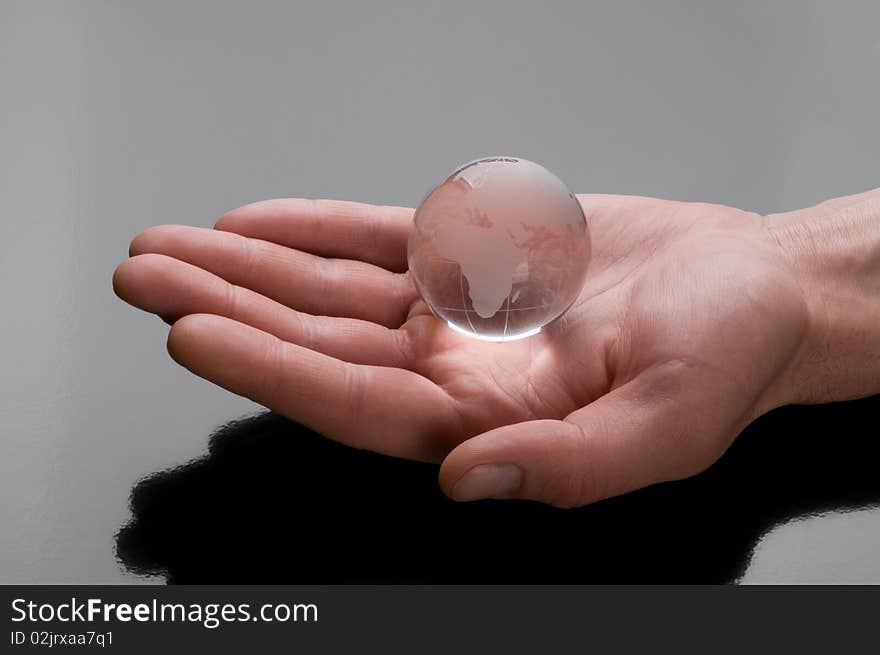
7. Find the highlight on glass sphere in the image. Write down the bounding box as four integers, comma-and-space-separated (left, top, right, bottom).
407, 156, 590, 341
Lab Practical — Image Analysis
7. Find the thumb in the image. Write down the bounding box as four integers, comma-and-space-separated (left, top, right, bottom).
438, 369, 734, 507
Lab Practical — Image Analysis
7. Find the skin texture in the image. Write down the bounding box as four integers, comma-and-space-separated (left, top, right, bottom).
113, 190, 880, 507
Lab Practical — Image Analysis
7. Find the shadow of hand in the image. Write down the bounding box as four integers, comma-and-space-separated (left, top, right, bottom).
116, 395, 880, 583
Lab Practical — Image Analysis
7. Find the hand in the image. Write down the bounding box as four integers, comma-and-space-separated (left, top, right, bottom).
113, 194, 818, 507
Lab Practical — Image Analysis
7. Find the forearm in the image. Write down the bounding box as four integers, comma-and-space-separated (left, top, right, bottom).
764, 188, 880, 404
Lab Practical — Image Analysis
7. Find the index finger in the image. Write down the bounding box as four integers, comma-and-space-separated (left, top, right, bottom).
215, 198, 413, 273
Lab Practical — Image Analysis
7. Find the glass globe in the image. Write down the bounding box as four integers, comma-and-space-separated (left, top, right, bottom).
407, 157, 590, 341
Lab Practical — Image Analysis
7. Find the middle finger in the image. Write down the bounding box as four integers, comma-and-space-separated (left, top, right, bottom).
130, 224, 416, 327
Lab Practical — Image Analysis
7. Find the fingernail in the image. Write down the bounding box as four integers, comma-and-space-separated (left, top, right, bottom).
452, 464, 523, 501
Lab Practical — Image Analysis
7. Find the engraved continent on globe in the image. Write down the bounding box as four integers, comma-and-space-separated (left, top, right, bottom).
407, 157, 590, 341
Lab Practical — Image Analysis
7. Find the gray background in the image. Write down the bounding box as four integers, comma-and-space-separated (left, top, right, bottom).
1, 0, 878, 583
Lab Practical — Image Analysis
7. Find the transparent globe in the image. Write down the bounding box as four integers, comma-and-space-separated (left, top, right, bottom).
408, 157, 590, 341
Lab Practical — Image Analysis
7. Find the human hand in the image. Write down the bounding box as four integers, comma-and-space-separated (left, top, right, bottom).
113, 189, 880, 506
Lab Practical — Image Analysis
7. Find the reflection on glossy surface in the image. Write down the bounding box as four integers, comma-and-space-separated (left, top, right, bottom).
117, 396, 880, 583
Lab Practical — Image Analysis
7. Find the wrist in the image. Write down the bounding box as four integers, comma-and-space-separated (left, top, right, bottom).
763, 188, 880, 405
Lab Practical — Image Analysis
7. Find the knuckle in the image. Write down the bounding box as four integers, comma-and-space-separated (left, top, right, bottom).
389, 327, 412, 368
389, 272, 418, 326
224, 283, 242, 321
238, 234, 261, 278
343, 364, 369, 424
309, 256, 332, 315
545, 424, 606, 508
292, 311, 317, 351
259, 337, 286, 401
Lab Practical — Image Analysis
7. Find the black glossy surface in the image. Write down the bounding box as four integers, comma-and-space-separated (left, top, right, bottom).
117, 396, 880, 583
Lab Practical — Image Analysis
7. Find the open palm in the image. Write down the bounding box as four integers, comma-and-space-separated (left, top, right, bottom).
114, 194, 806, 506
